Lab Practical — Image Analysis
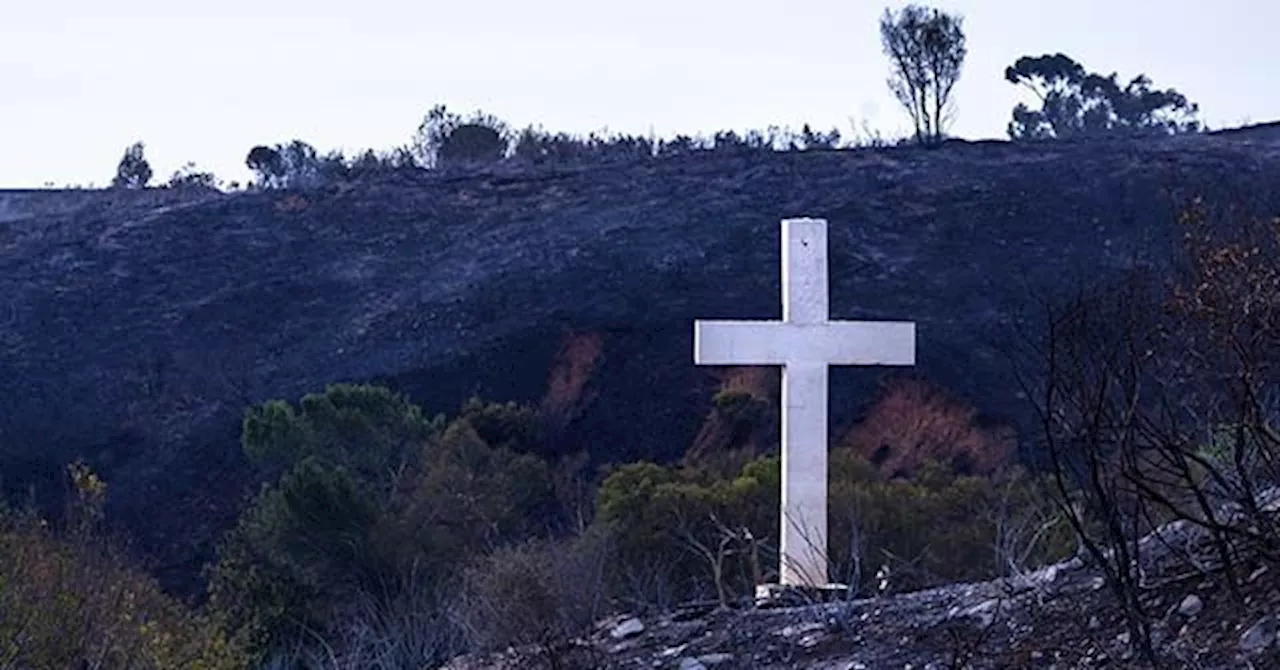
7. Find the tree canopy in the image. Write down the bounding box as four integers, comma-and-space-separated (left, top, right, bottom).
111, 141, 152, 189
1005, 53, 1202, 140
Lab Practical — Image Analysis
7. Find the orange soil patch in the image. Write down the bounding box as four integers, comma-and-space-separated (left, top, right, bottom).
837, 376, 1016, 479
540, 330, 604, 427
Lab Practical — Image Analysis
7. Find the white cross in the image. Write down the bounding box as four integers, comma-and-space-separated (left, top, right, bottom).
693, 218, 916, 587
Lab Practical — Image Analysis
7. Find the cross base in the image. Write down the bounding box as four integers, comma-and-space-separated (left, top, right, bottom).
754, 583, 852, 609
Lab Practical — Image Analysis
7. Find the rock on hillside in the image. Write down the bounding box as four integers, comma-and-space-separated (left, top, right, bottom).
3, 131, 1280, 593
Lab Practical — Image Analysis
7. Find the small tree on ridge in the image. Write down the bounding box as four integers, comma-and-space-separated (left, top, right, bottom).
111, 141, 152, 189
879, 4, 967, 146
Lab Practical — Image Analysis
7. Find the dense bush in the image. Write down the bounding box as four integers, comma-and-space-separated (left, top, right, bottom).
208, 458, 382, 657
593, 449, 1073, 608
208, 384, 561, 664
827, 455, 1075, 591
438, 124, 507, 167
413, 105, 512, 170
0, 464, 244, 670
592, 455, 759, 607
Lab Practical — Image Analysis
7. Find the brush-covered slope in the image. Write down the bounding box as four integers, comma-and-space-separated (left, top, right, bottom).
3, 133, 1280, 590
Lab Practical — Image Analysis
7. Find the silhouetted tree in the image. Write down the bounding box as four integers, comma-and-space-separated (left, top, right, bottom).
111, 141, 152, 189
277, 140, 323, 188
439, 124, 506, 167
245, 146, 285, 188
315, 149, 350, 184
348, 149, 383, 178
413, 105, 510, 170
1005, 53, 1202, 139
797, 124, 842, 150
246, 141, 330, 188
879, 5, 967, 146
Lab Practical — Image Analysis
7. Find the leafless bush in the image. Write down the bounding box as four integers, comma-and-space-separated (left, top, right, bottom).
990, 469, 1077, 581
455, 535, 610, 670
615, 555, 679, 614
271, 561, 468, 670
1013, 200, 1280, 666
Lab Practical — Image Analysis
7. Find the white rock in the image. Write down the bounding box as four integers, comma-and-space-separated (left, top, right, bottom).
956, 598, 1005, 628
696, 653, 734, 665
1259, 486, 1280, 512
607, 640, 638, 654
678, 658, 707, 670
778, 622, 824, 638
798, 632, 826, 648
1178, 594, 1204, 617
1240, 615, 1278, 654
610, 616, 645, 639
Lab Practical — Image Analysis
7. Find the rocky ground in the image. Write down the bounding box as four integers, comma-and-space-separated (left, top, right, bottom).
446, 542, 1280, 670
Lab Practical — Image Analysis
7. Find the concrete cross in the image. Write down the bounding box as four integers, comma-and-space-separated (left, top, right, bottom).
693, 218, 916, 587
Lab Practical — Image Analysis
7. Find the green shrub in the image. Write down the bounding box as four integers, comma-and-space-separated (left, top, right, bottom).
241, 382, 439, 481
0, 474, 244, 669
205, 523, 321, 665
594, 451, 1074, 607
594, 459, 776, 607
712, 389, 772, 433
456, 395, 545, 454
828, 451, 1074, 592
212, 386, 560, 661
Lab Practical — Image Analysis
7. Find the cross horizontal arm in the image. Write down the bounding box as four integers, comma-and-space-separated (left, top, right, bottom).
694, 320, 916, 366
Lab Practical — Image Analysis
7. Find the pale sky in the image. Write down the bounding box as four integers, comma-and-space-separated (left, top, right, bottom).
2, 0, 1276, 188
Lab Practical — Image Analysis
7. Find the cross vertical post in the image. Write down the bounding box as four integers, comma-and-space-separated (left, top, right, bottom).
694, 218, 916, 588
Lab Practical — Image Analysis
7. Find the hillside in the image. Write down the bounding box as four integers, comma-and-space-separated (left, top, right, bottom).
447, 505, 1280, 669
4, 130, 1280, 593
